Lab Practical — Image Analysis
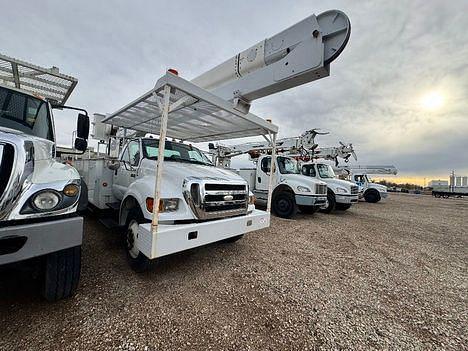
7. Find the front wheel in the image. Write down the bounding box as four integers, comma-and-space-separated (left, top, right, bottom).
298, 205, 318, 214
320, 191, 336, 214
272, 191, 297, 218
42, 246, 81, 302
126, 209, 151, 272
364, 189, 381, 203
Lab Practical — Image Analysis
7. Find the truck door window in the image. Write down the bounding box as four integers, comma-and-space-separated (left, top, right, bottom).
277, 157, 299, 174
0, 87, 53, 141
261, 157, 271, 173
302, 165, 316, 177
127, 141, 140, 166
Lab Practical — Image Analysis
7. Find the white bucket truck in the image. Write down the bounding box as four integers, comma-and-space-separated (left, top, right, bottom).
76, 73, 278, 271
0, 54, 89, 301
77, 9, 351, 270
335, 165, 398, 203
208, 138, 328, 218
298, 138, 359, 212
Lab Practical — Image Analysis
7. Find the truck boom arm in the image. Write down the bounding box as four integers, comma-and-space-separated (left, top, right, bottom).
192, 10, 350, 111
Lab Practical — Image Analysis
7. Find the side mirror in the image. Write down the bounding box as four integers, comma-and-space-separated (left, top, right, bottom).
74, 138, 88, 152
107, 160, 121, 170
77, 113, 90, 139
208, 143, 215, 150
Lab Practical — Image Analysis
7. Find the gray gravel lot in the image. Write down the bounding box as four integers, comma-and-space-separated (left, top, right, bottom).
1, 194, 467, 350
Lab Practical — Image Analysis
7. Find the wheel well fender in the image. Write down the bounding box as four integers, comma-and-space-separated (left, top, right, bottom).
272, 184, 295, 199
119, 196, 143, 226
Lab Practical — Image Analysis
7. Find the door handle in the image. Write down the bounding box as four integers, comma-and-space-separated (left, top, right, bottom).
257, 177, 261, 183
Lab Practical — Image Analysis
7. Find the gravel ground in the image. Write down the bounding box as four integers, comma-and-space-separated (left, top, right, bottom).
0, 194, 467, 350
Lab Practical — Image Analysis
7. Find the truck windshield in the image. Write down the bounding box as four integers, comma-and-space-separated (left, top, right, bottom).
317, 164, 335, 178
277, 156, 299, 174
142, 139, 213, 166
0, 86, 54, 140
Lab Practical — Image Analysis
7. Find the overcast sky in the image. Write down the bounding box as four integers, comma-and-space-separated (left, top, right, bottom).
2, 0, 467, 180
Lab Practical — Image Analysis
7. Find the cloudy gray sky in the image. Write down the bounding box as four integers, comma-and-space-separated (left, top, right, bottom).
2, 0, 467, 181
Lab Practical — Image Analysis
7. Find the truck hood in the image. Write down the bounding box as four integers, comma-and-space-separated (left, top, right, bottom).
279, 173, 327, 188
140, 159, 246, 185
321, 178, 355, 191
369, 182, 387, 192
0, 126, 54, 161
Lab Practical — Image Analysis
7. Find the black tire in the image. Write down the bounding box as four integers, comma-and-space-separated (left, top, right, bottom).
272, 191, 297, 218
298, 205, 318, 214
223, 234, 244, 243
320, 190, 336, 214
364, 189, 381, 203
42, 246, 81, 302
126, 208, 151, 272
336, 203, 352, 211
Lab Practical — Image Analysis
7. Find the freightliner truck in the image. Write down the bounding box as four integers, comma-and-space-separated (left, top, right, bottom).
75, 10, 352, 270
0, 54, 89, 301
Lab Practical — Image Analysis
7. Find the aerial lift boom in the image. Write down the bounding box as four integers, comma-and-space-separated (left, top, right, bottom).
192, 10, 351, 112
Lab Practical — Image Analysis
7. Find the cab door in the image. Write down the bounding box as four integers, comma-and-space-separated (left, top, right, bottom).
113, 140, 141, 199
256, 156, 273, 192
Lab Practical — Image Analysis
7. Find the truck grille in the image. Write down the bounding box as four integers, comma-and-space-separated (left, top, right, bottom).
0, 143, 15, 200
351, 185, 359, 195
184, 179, 248, 220
315, 183, 327, 195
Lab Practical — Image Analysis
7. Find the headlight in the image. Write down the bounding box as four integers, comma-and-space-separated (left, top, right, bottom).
146, 197, 179, 212
335, 187, 348, 194
32, 191, 61, 210
297, 186, 311, 192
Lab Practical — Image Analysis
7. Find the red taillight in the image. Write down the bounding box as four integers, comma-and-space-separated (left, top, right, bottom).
167, 68, 179, 76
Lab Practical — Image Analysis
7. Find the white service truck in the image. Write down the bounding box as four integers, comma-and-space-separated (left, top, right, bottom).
76, 9, 351, 270
0, 54, 89, 301
298, 139, 359, 212
300, 163, 358, 212
335, 165, 398, 203
208, 138, 328, 218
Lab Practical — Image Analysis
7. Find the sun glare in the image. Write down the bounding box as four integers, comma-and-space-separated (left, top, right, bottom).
420, 91, 444, 110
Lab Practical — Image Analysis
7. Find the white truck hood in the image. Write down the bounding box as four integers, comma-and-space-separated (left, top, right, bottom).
140, 159, 246, 186
322, 178, 355, 191
0, 126, 54, 161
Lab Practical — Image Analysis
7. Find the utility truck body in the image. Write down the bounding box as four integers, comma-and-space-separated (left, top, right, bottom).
75, 73, 277, 271
335, 165, 398, 203
0, 54, 89, 301
209, 140, 328, 218
301, 162, 358, 212
237, 155, 328, 218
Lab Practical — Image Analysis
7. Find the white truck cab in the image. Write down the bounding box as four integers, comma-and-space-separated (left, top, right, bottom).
238, 155, 327, 218
301, 162, 358, 212
350, 172, 388, 203
0, 54, 89, 301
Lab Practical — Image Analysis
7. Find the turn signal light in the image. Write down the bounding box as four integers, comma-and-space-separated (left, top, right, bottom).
63, 184, 79, 197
